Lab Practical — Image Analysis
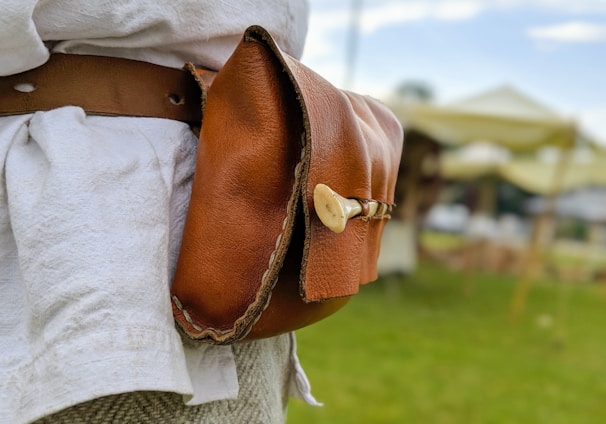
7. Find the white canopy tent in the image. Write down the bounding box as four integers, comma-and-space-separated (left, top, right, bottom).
440, 143, 606, 195
392, 85, 577, 152
388, 85, 591, 319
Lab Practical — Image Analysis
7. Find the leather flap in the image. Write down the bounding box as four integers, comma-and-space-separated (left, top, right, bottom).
247, 26, 404, 301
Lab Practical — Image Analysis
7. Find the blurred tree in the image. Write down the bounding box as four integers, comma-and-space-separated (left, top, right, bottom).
394, 80, 434, 103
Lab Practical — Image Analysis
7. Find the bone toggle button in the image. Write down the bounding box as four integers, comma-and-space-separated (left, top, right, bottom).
313, 183, 380, 233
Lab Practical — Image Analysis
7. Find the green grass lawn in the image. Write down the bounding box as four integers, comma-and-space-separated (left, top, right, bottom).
287, 261, 606, 424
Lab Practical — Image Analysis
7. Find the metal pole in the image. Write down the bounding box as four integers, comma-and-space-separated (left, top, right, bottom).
344, 0, 362, 90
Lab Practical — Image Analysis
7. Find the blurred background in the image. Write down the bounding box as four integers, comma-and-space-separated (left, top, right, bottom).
288, 1, 606, 423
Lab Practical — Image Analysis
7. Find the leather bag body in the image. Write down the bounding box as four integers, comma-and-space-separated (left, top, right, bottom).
171, 26, 404, 344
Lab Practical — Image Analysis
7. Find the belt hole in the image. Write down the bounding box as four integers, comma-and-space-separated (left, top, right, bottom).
14, 83, 37, 93
168, 93, 184, 106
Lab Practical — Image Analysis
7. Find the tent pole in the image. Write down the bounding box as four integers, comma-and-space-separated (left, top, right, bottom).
509, 125, 575, 323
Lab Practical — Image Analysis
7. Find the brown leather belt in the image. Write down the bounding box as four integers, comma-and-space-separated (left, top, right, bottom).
0, 54, 203, 124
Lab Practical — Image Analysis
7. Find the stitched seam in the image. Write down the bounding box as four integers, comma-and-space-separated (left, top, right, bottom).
172, 295, 203, 332
172, 137, 307, 342
241, 141, 307, 333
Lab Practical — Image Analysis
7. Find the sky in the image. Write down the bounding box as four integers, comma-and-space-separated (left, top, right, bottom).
301, 0, 606, 145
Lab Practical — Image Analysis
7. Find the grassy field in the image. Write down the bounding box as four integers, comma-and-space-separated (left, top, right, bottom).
287, 261, 606, 424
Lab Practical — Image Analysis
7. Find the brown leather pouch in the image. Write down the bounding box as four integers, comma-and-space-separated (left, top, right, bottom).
171, 26, 404, 344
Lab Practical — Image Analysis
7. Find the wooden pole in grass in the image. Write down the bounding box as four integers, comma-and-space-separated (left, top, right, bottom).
509, 123, 576, 323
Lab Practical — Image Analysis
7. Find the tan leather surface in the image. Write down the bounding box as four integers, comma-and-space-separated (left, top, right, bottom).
0, 54, 202, 123
238, 212, 351, 340
171, 26, 404, 344
280, 56, 404, 301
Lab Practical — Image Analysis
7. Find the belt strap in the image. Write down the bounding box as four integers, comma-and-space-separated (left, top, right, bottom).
0, 54, 203, 123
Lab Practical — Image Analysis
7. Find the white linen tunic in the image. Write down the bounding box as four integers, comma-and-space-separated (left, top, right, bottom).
0, 1, 317, 423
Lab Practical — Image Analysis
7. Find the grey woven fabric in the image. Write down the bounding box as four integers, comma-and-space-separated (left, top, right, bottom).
35, 334, 293, 424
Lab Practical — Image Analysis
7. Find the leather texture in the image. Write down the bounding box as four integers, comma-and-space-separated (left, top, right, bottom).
0, 54, 202, 123
171, 26, 404, 344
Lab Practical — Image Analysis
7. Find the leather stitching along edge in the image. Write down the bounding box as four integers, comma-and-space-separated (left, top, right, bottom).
171, 139, 307, 344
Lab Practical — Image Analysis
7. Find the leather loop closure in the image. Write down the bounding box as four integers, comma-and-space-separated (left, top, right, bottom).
0, 54, 203, 124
